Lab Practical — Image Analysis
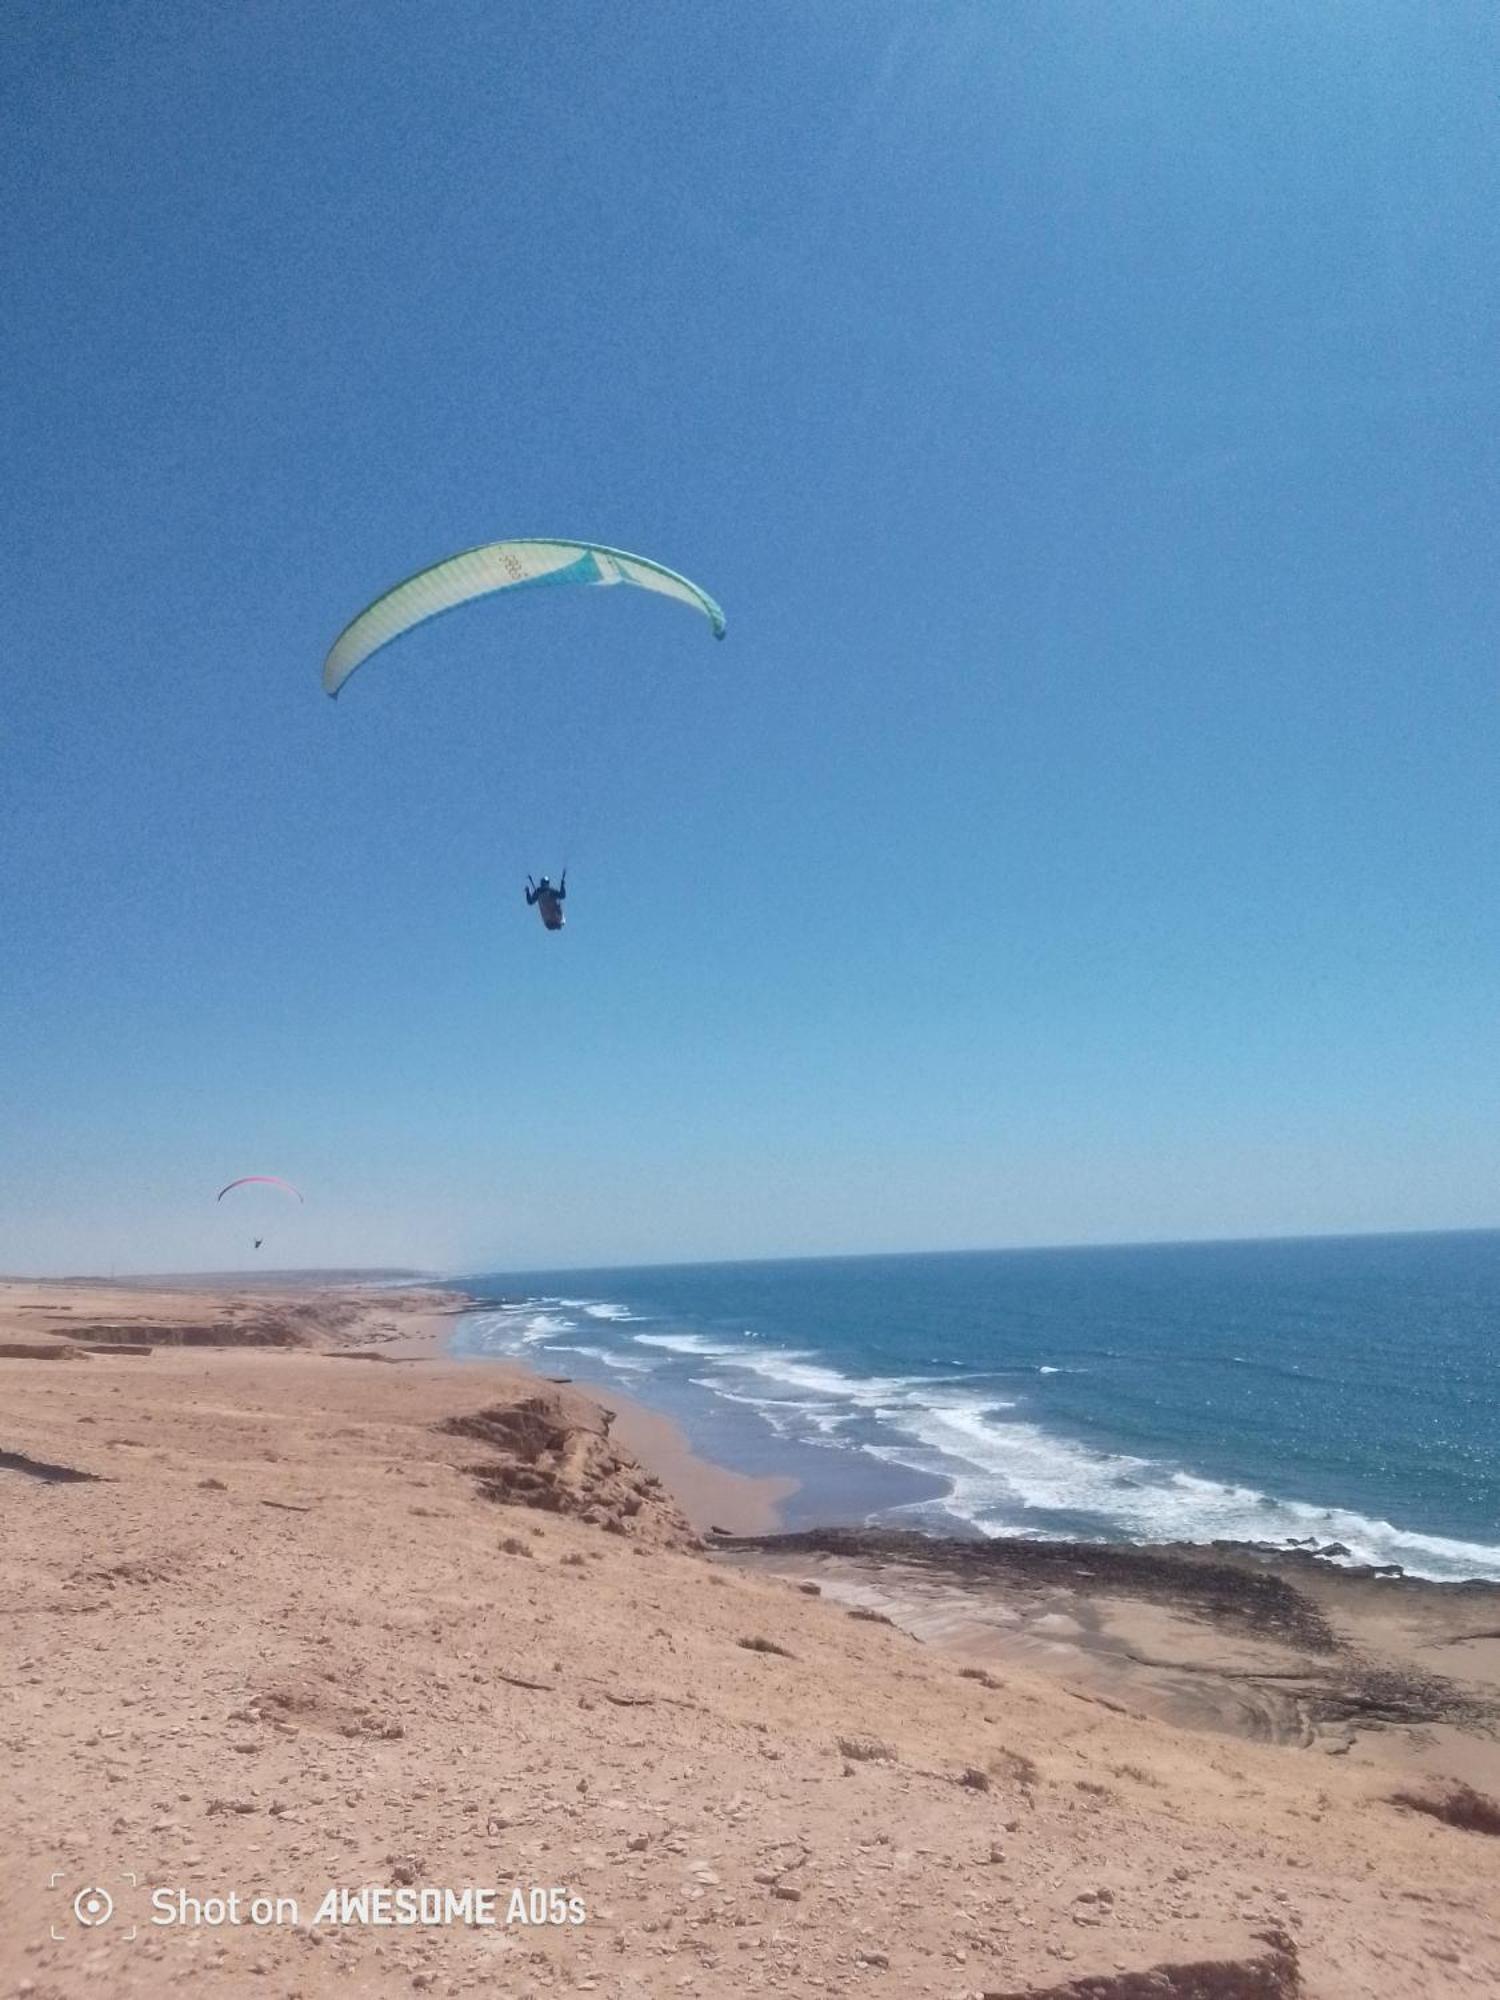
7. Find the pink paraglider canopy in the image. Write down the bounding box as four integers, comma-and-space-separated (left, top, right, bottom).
215, 1176, 304, 1203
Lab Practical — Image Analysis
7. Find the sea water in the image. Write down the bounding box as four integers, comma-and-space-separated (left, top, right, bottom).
451, 1232, 1500, 1581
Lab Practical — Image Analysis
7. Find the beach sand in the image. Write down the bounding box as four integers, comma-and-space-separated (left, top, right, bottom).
3, 1277, 1499, 1996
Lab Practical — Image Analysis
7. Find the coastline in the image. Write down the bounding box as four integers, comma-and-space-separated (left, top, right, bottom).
440, 1251, 1500, 1584
443, 1273, 1499, 1768
0, 1274, 791, 1539
4, 1274, 1500, 1995
8, 1269, 1500, 1712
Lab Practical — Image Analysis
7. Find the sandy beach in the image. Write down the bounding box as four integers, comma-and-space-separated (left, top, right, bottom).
4, 1277, 1499, 1997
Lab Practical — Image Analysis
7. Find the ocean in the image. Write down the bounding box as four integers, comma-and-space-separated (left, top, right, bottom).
450, 1231, 1500, 1583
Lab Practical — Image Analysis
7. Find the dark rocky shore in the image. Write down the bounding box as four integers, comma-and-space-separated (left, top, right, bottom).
716, 1526, 1500, 1749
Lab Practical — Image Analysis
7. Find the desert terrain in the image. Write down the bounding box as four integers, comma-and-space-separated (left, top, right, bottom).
2, 1278, 1498, 1998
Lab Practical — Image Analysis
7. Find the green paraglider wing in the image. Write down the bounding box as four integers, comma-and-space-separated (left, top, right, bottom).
322, 539, 725, 697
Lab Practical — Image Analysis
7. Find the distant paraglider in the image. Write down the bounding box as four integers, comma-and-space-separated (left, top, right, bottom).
216, 1177, 303, 1205
216, 1177, 303, 1255
322, 539, 724, 931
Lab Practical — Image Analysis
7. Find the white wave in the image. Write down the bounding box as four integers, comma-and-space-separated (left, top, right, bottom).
690, 1380, 858, 1441
633, 1329, 910, 1401
633, 1331, 746, 1358
547, 1297, 641, 1322
696, 1382, 829, 1411
456, 1304, 577, 1353
648, 1333, 1021, 1440
863, 1403, 1500, 1583
544, 1342, 657, 1375
673, 1338, 958, 1404
1168, 1477, 1500, 1583
506, 1311, 575, 1345
721, 1349, 913, 1403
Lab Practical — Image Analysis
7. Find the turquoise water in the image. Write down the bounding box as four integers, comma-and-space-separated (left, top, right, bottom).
452, 1231, 1500, 1581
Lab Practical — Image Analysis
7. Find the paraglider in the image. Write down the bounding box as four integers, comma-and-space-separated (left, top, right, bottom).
526, 871, 566, 931
322, 539, 724, 932
216, 1177, 303, 1255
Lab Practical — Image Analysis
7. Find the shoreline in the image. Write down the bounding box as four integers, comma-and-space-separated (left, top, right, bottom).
444, 1276, 1500, 1585
8, 1267, 1500, 1660
5, 1274, 1500, 1994
10, 1271, 1500, 1659
0, 1273, 792, 1539
15, 1270, 1500, 1582
412, 1282, 1500, 1792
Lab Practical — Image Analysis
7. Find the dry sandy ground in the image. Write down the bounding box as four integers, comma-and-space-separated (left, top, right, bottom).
2, 1281, 1499, 1999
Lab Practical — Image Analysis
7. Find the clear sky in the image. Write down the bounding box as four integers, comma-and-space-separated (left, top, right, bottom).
3, 3, 1498, 1275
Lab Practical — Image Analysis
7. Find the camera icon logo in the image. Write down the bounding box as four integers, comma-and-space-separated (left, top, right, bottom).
48, 1871, 137, 1941
73, 1886, 114, 1927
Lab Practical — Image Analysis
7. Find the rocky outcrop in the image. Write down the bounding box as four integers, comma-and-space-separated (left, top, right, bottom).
1391, 1782, 1500, 1836
438, 1393, 699, 1548
716, 1528, 1339, 1650
987, 1926, 1299, 1998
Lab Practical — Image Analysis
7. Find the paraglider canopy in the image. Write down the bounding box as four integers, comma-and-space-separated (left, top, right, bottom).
321, 538, 725, 699
216, 1176, 303, 1203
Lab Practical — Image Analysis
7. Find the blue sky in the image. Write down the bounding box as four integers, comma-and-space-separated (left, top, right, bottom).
3, 2, 1498, 1274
